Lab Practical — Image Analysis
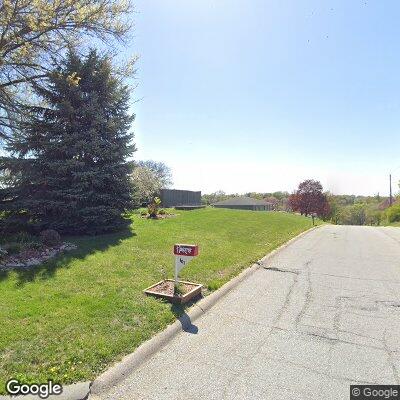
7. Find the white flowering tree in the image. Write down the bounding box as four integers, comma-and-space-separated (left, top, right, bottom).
131, 166, 162, 205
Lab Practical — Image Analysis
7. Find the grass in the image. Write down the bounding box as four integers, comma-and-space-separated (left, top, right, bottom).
382, 221, 400, 227
0, 208, 319, 393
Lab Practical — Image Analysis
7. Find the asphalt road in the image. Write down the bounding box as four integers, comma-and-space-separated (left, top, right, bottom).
99, 225, 400, 400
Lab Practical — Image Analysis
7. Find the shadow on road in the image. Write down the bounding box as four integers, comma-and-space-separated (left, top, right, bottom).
170, 301, 201, 334
179, 312, 199, 334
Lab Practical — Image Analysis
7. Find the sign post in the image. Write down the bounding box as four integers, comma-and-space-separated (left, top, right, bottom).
311, 212, 317, 226
173, 244, 199, 286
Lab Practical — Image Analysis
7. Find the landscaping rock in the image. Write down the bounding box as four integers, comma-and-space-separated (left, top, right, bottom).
0, 242, 77, 271
5, 262, 25, 268
25, 258, 42, 267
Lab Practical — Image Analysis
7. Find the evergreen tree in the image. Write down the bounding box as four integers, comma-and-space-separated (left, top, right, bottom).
0, 50, 136, 235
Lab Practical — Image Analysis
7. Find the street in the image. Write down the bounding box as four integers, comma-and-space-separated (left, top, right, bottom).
98, 225, 400, 400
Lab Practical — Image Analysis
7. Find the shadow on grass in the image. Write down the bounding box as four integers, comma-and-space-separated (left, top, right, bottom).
0, 227, 135, 287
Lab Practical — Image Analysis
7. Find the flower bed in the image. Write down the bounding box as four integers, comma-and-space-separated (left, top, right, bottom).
0, 242, 77, 270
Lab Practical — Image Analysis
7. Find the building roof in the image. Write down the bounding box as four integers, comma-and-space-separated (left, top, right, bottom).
213, 196, 268, 206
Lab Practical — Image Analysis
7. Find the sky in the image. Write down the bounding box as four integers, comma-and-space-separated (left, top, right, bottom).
128, 0, 400, 196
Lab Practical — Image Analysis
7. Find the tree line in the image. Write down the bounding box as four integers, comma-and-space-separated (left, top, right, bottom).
203, 180, 395, 226
326, 194, 392, 226
202, 190, 292, 210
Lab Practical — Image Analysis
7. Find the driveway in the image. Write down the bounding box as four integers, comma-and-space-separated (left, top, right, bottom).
96, 225, 400, 400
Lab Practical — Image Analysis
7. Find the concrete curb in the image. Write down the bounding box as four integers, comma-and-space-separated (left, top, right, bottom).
89, 224, 320, 397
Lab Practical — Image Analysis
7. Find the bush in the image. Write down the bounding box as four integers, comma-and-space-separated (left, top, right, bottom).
0, 213, 30, 236
0, 246, 8, 261
3, 242, 22, 255
159, 209, 166, 215
140, 210, 148, 216
386, 204, 400, 223
337, 203, 366, 225
147, 197, 161, 218
13, 232, 29, 242
365, 209, 382, 226
25, 241, 43, 250
40, 229, 61, 247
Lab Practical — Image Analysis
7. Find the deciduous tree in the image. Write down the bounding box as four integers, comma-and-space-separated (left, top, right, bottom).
289, 179, 330, 217
130, 165, 162, 205
137, 160, 172, 188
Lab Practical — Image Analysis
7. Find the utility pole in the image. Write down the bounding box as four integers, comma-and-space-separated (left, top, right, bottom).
390, 174, 393, 206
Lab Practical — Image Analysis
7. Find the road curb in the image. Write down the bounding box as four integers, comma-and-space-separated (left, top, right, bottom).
89, 224, 320, 398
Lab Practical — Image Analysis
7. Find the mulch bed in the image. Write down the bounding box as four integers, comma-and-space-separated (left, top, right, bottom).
149, 280, 198, 297
140, 214, 177, 220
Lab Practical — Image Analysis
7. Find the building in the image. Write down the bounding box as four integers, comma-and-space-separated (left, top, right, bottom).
160, 189, 202, 208
213, 196, 273, 211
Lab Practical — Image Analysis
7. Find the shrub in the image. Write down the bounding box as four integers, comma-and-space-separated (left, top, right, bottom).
386, 204, 400, 223
159, 209, 166, 215
0, 213, 30, 235
25, 241, 43, 250
3, 242, 22, 255
13, 231, 32, 243
140, 210, 148, 216
365, 209, 382, 226
338, 203, 366, 225
0, 246, 8, 261
40, 229, 61, 247
147, 197, 161, 218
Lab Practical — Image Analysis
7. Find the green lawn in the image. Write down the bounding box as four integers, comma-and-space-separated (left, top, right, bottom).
0, 208, 318, 393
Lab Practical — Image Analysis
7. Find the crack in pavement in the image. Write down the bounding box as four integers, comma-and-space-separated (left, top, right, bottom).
333, 296, 344, 339
376, 300, 400, 309
294, 261, 313, 327
304, 331, 386, 352
263, 266, 299, 274
272, 271, 299, 327
310, 271, 400, 284
383, 328, 400, 385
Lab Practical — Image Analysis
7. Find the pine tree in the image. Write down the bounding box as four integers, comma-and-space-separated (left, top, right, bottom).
0, 50, 136, 235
